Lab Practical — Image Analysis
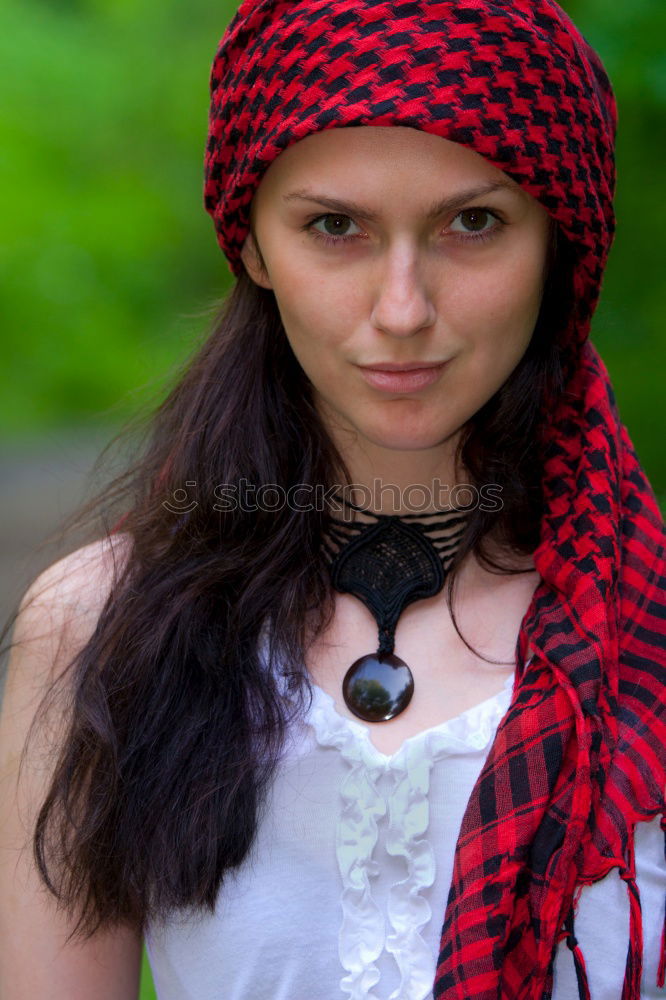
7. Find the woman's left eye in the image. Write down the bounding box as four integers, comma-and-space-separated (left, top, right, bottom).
450, 207, 502, 241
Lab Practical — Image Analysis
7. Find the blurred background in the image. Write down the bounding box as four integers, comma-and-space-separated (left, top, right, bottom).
1, 0, 664, 993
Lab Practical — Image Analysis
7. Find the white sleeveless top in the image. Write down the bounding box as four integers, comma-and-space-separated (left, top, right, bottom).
144, 667, 665, 999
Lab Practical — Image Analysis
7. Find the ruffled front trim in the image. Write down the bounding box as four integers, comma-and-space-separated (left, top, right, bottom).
306, 675, 515, 1000
308, 689, 390, 998
384, 741, 439, 999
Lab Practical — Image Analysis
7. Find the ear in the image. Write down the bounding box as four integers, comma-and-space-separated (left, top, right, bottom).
241, 232, 273, 289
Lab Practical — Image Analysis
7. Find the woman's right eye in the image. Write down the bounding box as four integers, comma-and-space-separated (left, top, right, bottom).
307, 214, 365, 245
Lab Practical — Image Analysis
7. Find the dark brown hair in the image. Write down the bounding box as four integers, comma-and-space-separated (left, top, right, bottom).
0, 216, 575, 943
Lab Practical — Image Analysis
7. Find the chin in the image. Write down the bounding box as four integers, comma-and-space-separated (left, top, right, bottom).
360, 418, 455, 452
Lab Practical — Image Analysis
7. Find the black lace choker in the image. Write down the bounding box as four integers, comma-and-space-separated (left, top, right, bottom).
321, 492, 471, 724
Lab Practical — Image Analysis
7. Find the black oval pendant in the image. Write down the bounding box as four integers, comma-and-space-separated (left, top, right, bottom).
342, 652, 414, 723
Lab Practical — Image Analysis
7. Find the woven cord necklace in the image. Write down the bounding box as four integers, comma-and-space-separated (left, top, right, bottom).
321, 492, 472, 723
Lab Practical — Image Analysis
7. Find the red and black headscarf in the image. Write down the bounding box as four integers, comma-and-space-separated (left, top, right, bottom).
203, 2, 666, 996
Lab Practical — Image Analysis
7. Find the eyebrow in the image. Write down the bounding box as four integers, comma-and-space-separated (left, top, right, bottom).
282, 180, 520, 221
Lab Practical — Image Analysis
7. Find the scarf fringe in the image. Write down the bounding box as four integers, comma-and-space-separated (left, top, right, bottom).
620, 831, 643, 1000
561, 817, 665, 997
563, 906, 592, 1000
658, 814, 666, 989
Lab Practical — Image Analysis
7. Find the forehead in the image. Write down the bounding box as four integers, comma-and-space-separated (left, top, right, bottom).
250, 126, 536, 232
258, 125, 526, 197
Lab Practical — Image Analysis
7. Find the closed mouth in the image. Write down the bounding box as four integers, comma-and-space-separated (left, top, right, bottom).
358, 361, 447, 372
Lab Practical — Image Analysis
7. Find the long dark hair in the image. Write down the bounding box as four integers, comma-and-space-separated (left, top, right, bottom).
0, 217, 575, 943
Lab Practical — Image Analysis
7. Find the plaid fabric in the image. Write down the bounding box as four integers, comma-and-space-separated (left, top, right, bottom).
203, 3, 666, 996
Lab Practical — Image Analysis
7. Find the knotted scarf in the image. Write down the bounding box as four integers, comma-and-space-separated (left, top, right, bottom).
203, 2, 666, 996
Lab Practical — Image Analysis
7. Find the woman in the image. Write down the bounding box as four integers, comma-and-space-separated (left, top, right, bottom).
1, 1, 664, 998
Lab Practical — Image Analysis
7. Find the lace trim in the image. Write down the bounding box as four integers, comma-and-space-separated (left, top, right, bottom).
307, 674, 515, 1000
308, 692, 388, 998
309, 672, 515, 765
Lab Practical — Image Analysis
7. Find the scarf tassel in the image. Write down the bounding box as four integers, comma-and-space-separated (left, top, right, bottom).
657, 814, 666, 989
563, 906, 592, 1000
620, 853, 643, 1000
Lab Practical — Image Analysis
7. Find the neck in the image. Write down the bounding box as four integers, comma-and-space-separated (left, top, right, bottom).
321, 416, 468, 517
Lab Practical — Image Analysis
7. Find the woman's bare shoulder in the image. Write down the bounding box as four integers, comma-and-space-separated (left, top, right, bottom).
2, 530, 135, 745
14, 532, 133, 658
0, 533, 143, 998
1, 532, 134, 722
20, 531, 133, 615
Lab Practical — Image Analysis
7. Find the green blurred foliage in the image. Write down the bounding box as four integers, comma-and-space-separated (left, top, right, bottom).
2, 0, 238, 432
1, 0, 664, 512
140, 946, 157, 1000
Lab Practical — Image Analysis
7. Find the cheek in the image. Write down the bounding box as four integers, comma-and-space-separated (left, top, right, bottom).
271, 267, 361, 369
452, 245, 546, 363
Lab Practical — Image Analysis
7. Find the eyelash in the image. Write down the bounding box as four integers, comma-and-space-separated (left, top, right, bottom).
304, 207, 505, 248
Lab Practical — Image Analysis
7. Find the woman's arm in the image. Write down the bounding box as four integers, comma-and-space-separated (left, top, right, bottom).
0, 538, 143, 1000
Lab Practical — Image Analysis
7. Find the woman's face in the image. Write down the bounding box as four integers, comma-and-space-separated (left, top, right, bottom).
242, 126, 552, 460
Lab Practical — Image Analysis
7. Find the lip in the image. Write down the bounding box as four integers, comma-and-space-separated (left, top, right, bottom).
357, 361, 449, 393
358, 361, 446, 372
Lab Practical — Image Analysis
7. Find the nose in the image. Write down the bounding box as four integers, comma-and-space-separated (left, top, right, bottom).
370, 247, 436, 338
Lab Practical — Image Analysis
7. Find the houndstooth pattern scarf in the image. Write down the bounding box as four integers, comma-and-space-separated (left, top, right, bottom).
203, 2, 666, 996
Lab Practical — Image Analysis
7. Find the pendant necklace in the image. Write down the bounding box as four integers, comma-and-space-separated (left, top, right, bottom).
321, 492, 472, 724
